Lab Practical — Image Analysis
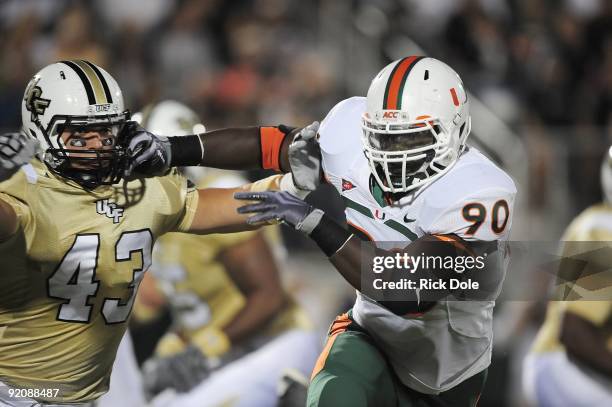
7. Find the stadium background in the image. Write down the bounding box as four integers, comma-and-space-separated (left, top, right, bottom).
0, 0, 610, 405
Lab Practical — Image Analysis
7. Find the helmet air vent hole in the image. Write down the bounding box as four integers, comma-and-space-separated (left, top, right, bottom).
424, 70, 429, 80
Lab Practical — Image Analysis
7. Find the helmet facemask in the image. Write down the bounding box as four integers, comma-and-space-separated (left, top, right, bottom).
362, 114, 464, 193
36, 112, 130, 189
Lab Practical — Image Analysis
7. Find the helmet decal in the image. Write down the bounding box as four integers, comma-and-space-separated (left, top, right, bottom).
24, 83, 51, 121
382, 56, 424, 110
60, 60, 113, 105
450, 87, 460, 106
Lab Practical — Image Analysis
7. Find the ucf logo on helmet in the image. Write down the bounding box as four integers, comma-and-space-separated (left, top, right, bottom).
24, 84, 51, 119
96, 199, 124, 223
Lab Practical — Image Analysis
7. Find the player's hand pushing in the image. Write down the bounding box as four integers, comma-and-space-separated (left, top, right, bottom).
0, 132, 39, 183
122, 121, 172, 179
288, 121, 321, 191
235, 190, 323, 234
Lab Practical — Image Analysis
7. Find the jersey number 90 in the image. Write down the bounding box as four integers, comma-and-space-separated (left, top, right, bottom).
462, 200, 509, 235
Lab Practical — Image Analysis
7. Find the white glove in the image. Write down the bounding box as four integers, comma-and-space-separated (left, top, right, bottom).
0, 132, 39, 183
288, 121, 321, 191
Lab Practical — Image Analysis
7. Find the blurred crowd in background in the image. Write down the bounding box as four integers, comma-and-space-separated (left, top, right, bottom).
1, 0, 611, 228
0, 0, 610, 405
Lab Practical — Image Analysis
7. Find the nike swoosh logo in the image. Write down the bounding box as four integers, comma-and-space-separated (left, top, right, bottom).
403, 214, 416, 223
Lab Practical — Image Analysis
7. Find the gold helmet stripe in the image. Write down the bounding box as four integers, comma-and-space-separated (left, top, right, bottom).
72, 60, 108, 104
82, 60, 113, 103
60, 60, 96, 105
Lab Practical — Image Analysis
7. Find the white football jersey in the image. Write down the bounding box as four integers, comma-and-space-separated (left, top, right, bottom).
319, 97, 517, 394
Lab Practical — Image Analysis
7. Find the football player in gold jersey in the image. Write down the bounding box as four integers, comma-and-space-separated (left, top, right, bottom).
127, 101, 318, 405
522, 147, 612, 406
0, 61, 313, 406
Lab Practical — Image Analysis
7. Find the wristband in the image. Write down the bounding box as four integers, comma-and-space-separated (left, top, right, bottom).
309, 213, 353, 257
296, 208, 324, 234
168, 135, 204, 167
260, 127, 287, 171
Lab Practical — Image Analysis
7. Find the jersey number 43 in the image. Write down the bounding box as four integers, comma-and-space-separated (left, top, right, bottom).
47, 229, 153, 324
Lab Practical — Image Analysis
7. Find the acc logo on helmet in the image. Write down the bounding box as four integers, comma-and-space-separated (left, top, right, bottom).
382, 111, 400, 119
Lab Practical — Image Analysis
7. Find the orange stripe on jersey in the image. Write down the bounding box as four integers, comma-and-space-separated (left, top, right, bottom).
311, 313, 352, 380
383, 56, 423, 110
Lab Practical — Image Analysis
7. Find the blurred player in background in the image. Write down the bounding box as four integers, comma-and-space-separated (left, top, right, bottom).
97, 331, 145, 407
0, 60, 312, 406
132, 100, 318, 406
522, 148, 612, 406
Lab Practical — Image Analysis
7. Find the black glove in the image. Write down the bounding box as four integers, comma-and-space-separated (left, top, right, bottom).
235, 191, 323, 234
142, 345, 212, 397
121, 121, 171, 179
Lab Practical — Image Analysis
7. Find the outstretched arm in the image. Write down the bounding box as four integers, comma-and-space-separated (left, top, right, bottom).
198, 126, 293, 172
123, 122, 321, 191
186, 173, 306, 234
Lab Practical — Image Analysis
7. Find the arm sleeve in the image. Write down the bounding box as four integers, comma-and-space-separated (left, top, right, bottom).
175, 187, 199, 232
158, 170, 200, 233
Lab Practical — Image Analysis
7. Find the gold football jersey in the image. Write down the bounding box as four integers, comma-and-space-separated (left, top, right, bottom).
151, 172, 311, 348
532, 204, 612, 354
0, 160, 198, 402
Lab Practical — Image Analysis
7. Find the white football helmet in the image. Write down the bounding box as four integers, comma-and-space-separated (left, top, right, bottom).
21, 60, 130, 188
362, 56, 471, 193
601, 146, 612, 204
133, 100, 206, 182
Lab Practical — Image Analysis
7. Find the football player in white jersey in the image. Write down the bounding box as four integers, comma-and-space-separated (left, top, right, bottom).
127, 56, 517, 406
522, 148, 612, 406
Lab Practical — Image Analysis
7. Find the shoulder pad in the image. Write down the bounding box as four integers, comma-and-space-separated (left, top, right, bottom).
320, 97, 366, 178
419, 151, 517, 241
